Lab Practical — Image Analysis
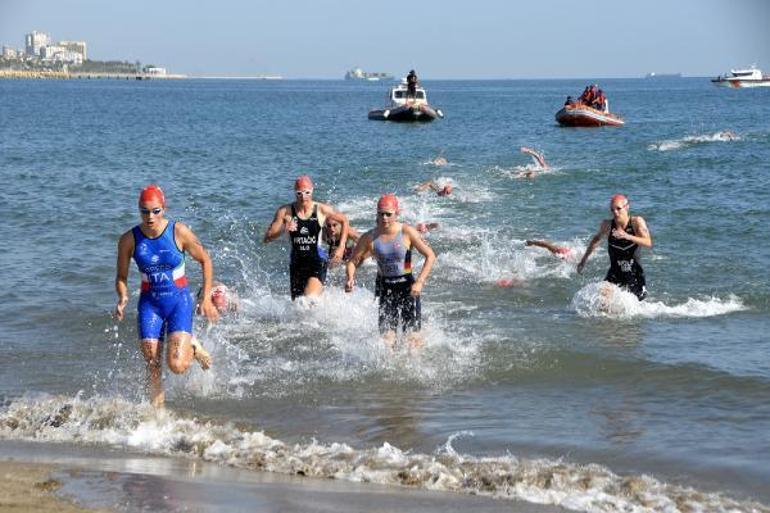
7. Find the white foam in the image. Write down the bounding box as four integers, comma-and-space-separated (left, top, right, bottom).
572, 282, 747, 319
648, 131, 740, 152
1, 395, 765, 513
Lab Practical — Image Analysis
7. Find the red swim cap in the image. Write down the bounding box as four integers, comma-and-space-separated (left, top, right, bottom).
377, 194, 399, 212
294, 175, 314, 190
609, 194, 628, 207
138, 184, 166, 207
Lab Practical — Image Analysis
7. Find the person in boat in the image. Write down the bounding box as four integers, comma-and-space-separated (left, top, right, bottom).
345, 194, 436, 350
263, 175, 350, 300
415, 179, 453, 196
577, 194, 652, 301
406, 69, 418, 99
592, 89, 608, 112
564, 95, 574, 106
324, 218, 361, 262
578, 86, 593, 105
114, 184, 218, 408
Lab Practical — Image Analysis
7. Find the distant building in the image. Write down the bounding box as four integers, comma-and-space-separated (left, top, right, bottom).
25, 30, 51, 56
40, 45, 83, 64
58, 40, 87, 60
144, 66, 167, 76
2, 46, 18, 59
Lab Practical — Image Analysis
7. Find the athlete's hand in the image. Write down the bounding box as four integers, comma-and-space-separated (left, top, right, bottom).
410, 280, 423, 297
344, 278, 354, 293
199, 298, 220, 324
113, 296, 128, 321
330, 247, 344, 266
283, 216, 297, 233
612, 227, 628, 240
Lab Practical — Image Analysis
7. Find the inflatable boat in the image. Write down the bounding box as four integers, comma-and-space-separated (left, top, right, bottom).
555, 104, 624, 127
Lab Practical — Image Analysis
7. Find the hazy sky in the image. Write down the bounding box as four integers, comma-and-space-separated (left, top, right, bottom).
1, 0, 768, 78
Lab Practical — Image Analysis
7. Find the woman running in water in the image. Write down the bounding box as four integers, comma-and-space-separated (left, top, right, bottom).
114, 185, 219, 408
577, 194, 652, 300
345, 194, 436, 349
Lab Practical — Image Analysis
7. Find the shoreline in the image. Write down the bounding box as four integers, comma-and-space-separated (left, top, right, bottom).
0, 70, 186, 80
0, 441, 567, 513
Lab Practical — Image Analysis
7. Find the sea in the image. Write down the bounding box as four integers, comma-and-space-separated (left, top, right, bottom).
0, 77, 768, 513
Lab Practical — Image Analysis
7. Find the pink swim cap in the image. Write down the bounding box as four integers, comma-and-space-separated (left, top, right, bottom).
138, 184, 166, 207
294, 175, 314, 190
610, 194, 628, 207
377, 194, 399, 212
211, 286, 228, 310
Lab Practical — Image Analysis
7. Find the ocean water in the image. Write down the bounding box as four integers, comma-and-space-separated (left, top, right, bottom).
1, 77, 768, 512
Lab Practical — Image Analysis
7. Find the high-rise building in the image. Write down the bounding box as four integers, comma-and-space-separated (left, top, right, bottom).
58, 41, 87, 60
2, 46, 18, 59
25, 30, 51, 56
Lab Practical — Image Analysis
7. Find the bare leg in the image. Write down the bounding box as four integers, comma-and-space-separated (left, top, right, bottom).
166, 331, 194, 375
599, 282, 614, 312
406, 331, 424, 350
140, 339, 164, 408
304, 277, 324, 298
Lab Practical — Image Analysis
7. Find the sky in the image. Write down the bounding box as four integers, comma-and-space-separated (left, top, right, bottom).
1, 0, 768, 78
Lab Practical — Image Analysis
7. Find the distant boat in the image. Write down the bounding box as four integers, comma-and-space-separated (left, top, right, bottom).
645, 72, 682, 79
711, 65, 770, 88
345, 67, 393, 81
368, 79, 444, 122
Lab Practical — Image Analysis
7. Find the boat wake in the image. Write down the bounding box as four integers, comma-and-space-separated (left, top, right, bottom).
648, 131, 740, 151
572, 282, 747, 319
1, 394, 767, 513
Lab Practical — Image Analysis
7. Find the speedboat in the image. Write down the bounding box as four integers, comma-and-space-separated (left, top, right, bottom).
711, 65, 770, 88
555, 103, 624, 127
368, 80, 444, 122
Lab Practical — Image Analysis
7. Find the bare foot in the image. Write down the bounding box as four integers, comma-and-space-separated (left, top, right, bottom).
191, 338, 212, 370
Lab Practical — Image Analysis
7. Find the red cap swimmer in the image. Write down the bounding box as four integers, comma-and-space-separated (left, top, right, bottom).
211, 285, 228, 311
138, 184, 166, 207
609, 194, 629, 210
294, 175, 314, 191
438, 184, 453, 196
377, 193, 399, 213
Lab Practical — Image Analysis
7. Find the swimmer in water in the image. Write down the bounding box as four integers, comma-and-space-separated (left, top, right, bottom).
577, 194, 652, 301
197, 281, 240, 314
717, 130, 738, 141
415, 179, 453, 196
415, 222, 440, 234
324, 218, 361, 262
114, 184, 218, 408
525, 239, 576, 261
515, 147, 549, 178
430, 149, 448, 166
346, 194, 437, 350
263, 175, 350, 300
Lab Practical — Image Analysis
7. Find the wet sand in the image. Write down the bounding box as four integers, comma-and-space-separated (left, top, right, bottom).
0, 460, 105, 513
1, 441, 567, 513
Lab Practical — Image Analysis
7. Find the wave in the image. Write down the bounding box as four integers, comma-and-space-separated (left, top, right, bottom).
1, 394, 767, 513
572, 282, 747, 319
648, 131, 740, 152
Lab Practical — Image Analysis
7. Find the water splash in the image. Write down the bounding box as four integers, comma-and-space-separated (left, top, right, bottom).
648, 131, 740, 152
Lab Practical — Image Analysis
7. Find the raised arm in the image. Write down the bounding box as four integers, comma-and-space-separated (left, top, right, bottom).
577, 220, 609, 274
404, 225, 436, 297
263, 205, 292, 244
114, 231, 134, 320
345, 231, 373, 292
176, 223, 219, 323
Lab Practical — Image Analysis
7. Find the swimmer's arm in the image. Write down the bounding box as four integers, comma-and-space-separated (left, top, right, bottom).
114, 231, 134, 320
630, 216, 653, 249
577, 220, 609, 274
526, 239, 559, 254
345, 231, 373, 291
405, 225, 436, 287
177, 223, 219, 323
263, 205, 290, 243
414, 180, 435, 192
347, 226, 361, 243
